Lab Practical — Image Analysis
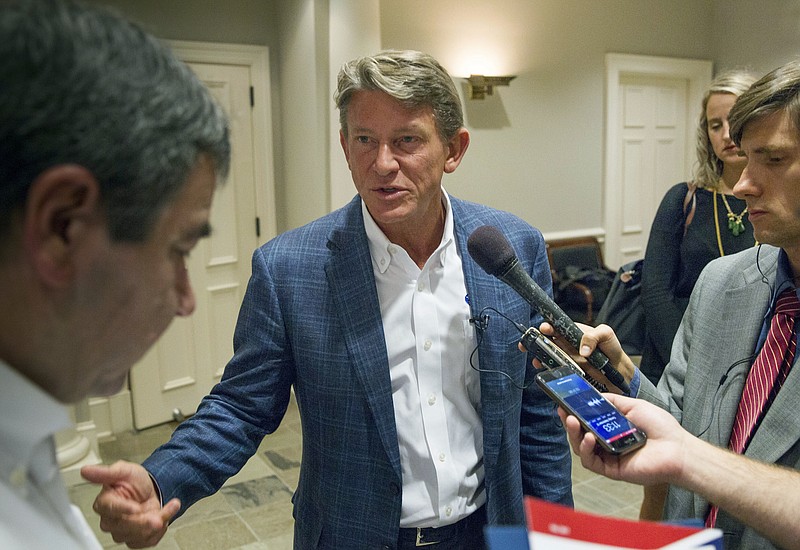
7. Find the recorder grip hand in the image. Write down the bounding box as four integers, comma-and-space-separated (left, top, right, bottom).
521, 327, 608, 393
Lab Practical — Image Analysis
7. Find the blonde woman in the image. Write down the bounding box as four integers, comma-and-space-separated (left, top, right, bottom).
640, 70, 758, 385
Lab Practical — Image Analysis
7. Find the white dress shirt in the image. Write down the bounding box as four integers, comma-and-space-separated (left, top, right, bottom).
362, 190, 486, 528
0, 360, 102, 549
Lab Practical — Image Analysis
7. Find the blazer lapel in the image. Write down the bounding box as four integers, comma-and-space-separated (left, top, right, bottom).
452, 200, 515, 470
697, 280, 769, 448
686, 253, 776, 519
750, 356, 800, 463
325, 199, 402, 477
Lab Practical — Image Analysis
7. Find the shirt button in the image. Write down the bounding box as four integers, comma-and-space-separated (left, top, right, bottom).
418, 282, 425, 292
380, 258, 386, 266
428, 394, 437, 406
438, 452, 446, 462
424, 339, 432, 351
445, 506, 453, 517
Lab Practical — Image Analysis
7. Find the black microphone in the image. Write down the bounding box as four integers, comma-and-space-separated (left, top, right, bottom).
466, 225, 630, 395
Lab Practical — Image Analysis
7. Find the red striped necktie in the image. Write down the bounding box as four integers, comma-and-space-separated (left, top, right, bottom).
706, 288, 800, 528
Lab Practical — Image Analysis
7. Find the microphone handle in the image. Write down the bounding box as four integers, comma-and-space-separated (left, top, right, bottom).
500, 262, 631, 395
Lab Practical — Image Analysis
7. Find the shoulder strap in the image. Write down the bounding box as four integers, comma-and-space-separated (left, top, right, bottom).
683, 181, 698, 237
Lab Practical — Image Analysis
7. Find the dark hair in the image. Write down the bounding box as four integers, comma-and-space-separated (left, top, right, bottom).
334, 49, 464, 143
729, 60, 800, 147
0, 0, 230, 242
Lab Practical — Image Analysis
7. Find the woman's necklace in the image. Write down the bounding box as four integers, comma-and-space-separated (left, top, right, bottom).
719, 191, 748, 236
712, 188, 757, 257
712, 190, 726, 256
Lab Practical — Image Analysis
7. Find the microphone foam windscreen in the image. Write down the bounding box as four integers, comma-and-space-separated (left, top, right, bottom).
467, 225, 516, 276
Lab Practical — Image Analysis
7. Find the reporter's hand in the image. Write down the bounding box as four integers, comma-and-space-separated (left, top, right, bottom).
558, 393, 687, 486
81, 461, 180, 548
536, 321, 636, 392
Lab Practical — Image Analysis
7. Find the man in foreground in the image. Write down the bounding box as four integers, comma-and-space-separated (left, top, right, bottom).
0, 0, 230, 547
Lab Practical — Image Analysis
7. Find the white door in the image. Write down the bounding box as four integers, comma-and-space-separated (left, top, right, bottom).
129, 61, 261, 429
615, 74, 688, 265
603, 54, 712, 268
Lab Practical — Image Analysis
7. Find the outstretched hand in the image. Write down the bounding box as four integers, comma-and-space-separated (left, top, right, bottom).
81, 461, 180, 549
559, 393, 687, 486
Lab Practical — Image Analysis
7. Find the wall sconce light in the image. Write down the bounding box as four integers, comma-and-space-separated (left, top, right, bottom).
464, 74, 516, 100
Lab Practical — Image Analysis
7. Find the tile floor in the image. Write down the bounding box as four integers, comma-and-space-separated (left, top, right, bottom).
69, 393, 643, 549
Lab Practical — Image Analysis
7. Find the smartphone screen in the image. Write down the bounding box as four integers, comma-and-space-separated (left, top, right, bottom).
536, 367, 646, 455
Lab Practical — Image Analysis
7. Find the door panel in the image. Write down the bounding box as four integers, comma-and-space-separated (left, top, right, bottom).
615, 75, 688, 266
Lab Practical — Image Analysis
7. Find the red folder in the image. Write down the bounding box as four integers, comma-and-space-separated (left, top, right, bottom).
524, 497, 722, 549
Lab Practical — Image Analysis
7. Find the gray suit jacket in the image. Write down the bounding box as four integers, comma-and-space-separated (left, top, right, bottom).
144, 195, 573, 549
638, 245, 800, 549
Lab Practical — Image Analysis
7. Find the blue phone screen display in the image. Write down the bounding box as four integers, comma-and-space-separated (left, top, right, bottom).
544, 373, 636, 444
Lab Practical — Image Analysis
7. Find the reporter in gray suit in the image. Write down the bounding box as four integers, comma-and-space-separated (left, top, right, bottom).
83, 50, 573, 549
555, 60, 800, 550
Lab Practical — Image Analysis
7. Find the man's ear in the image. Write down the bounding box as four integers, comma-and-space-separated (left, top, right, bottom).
444, 128, 470, 174
23, 164, 101, 287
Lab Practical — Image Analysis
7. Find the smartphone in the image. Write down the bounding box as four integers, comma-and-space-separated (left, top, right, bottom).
536, 365, 647, 455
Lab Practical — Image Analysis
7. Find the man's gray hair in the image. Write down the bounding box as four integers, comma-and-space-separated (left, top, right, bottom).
0, 0, 230, 242
334, 50, 464, 143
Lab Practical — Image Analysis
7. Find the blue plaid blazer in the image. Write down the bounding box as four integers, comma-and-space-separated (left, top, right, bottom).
144, 194, 572, 549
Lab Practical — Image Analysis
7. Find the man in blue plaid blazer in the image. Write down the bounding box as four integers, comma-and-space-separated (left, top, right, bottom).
84, 50, 572, 550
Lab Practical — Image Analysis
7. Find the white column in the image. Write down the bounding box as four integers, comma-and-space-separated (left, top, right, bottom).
56, 399, 101, 487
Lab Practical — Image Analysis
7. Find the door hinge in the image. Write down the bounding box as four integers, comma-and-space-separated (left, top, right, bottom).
255, 216, 261, 237
250, 86, 255, 107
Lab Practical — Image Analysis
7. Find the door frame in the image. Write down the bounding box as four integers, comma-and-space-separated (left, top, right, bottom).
603, 53, 712, 268
170, 40, 276, 245
87, 41, 275, 438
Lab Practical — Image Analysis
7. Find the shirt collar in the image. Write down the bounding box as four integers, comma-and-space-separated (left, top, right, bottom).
361, 188, 455, 274
773, 248, 798, 299
0, 360, 71, 473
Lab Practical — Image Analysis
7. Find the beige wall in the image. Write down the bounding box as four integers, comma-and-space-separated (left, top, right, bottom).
87, 0, 800, 237
712, 0, 800, 76
379, 0, 714, 236
94, 0, 277, 45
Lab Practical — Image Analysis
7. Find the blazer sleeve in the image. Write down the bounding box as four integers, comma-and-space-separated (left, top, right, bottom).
143, 246, 294, 516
